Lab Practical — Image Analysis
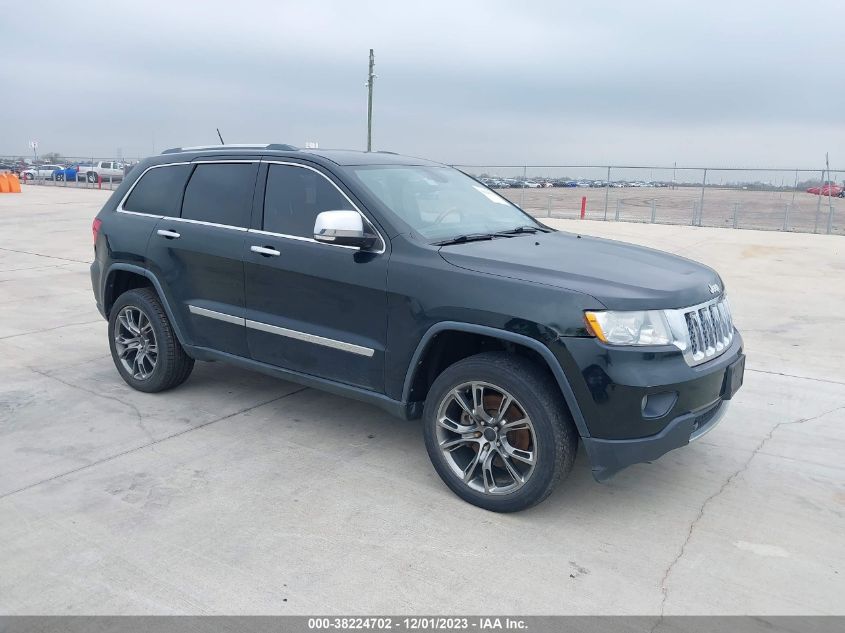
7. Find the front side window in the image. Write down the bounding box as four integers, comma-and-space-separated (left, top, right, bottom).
123, 164, 191, 216
349, 165, 540, 241
262, 164, 353, 237
181, 163, 256, 227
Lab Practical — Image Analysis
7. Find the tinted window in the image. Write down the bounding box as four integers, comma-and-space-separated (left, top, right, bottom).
123, 164, 191, 216
263, 164, 353, 237
181, 163, 256, 227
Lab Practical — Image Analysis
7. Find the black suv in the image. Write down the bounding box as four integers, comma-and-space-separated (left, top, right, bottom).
90, 144, 745, 512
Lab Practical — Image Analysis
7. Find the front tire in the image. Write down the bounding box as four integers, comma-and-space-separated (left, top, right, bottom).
87, 172, 97, 183
422, 352, 578, 512
108, 288, 194, 393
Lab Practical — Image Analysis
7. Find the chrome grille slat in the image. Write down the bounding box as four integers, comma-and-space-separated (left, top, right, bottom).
674, 295, 734, 367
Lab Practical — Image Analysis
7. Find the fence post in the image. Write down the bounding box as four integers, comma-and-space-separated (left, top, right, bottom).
614, 198, 620, 221
603, 166, 610, 220
650, 198, 656, 223
519, 165, 526, 208
698, 168, 707, 227
782, 203, 789, 231
733, 202, 739, 228
547, 195, 551, 218
814, 169, 823, 233
692, 200, 697, 225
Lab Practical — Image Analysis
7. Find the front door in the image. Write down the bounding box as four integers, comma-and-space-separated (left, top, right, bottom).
244, 161, 388, 391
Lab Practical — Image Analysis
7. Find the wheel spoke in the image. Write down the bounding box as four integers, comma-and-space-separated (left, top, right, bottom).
494, 394, 513, 424
119, 344, 138, 359
481, 450, 496, 493
501, 438, 535, 465
471, 382, 485, 417
462, 446, 486, 483
451, 389, 475, 419
438, 415, 476, 435
500, 417, 530, 433
439, 437, 476, 452
496, 447, 525, 485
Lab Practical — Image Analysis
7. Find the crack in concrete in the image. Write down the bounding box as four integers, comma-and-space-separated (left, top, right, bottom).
0, 320, 103, 341
28, 366, 155, 442
656, 403, 845, 618
0, 246, 89, 264
745, 367, 845, 386
0, 386, 308, 501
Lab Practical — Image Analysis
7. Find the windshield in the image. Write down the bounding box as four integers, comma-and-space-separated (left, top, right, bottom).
348, 165, 542, 241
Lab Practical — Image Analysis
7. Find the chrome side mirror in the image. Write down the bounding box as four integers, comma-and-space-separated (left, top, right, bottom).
313, 210, 376, 249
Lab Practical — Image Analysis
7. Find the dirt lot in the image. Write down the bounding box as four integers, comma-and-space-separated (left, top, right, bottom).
1, 186, 843, 615
497, 186, 844, 235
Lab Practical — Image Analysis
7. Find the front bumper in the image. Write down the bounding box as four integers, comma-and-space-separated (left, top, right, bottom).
551, 330, 744, 480
583, 398, 730, 481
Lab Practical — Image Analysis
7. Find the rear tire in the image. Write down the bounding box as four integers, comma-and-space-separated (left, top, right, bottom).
422, 351, 578, 512
87, 172, 96, 183
108, 288, 194, 393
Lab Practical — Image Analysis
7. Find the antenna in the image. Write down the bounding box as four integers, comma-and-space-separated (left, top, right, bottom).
216, 128, 225, 145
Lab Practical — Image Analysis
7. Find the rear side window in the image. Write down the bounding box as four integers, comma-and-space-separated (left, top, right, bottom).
263, 164, 353, 237
181, 163, 256, 227
123, 164, 191, 216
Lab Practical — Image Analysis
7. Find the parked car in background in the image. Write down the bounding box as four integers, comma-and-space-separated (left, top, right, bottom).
82, 161, 126, 183
53, 165, 81, 182
806, 184, 843, 196
21, 164, 64, 181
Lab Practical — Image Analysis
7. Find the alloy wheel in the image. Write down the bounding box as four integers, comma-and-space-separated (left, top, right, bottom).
114, 306, 158, 380
435, 381, 537, 495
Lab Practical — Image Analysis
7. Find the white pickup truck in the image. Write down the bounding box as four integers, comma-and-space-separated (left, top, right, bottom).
81, 161, 126, 183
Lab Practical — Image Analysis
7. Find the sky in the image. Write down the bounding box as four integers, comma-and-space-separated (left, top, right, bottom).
2, 0, 843, 169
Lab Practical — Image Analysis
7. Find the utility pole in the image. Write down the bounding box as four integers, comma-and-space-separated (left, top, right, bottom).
366, 49, 375, 152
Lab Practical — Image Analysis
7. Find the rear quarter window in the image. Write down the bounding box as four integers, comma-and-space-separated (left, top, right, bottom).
122, 164, 192, 216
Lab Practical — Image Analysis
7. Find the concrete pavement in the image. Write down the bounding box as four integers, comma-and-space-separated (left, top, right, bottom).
1, 187, 843, 614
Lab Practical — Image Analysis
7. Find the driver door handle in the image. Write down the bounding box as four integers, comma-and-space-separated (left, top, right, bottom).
156, 229, 181, 239
251, 245, 281, 257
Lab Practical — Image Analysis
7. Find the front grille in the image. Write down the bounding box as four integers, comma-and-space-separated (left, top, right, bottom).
680, 295, 734, 366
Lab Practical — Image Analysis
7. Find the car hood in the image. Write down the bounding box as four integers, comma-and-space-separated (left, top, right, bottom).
438, 230, 722, 310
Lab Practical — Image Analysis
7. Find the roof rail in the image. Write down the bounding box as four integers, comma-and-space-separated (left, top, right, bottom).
161, 143, 299, 155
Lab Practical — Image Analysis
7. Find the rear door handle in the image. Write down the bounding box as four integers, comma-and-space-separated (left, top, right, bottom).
156, 229, 181, 239
251, 245, 281, 257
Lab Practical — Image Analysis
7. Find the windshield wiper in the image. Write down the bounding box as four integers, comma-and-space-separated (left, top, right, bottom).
493, 225, 549, 237
433, 233, 497, 246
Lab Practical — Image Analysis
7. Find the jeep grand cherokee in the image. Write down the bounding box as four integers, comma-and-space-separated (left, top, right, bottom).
90, 144, 745, 512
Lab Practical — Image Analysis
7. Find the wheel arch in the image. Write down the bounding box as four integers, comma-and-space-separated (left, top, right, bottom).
402, 322, 590, 438
104, 263, 188, 346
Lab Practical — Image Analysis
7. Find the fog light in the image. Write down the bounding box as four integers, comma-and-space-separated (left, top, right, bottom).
641, 392, 677, 419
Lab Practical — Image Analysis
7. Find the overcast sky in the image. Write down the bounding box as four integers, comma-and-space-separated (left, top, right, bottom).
2, 0, 843, 168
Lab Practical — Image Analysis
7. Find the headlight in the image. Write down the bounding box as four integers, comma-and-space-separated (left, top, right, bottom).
584, 310, 674, 346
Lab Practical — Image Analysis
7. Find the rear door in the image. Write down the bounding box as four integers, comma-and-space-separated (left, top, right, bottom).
146, 160, 258, 357
244, 161, 388, 391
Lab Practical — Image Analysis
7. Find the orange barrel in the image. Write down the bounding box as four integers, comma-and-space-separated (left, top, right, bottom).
0, 174, 11, 193
8, 173, 21, 193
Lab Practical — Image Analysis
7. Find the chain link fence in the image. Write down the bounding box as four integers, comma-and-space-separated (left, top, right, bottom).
455, 165, 844, 236
2, 155, 842, 235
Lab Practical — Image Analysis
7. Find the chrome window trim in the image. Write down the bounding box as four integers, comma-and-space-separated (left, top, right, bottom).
188, 305, 245, 325
116, 160, 257, 228
186, 305, 375, 357
116, 161, 191, 216
261, 160, 387, 254
245, 319, 375, 357
247, 228, 358, 250
168, 216, 248, 232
